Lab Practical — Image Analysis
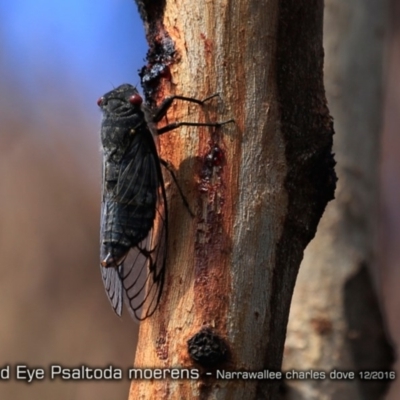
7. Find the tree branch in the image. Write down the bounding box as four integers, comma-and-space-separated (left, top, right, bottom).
130, 1, 335, 399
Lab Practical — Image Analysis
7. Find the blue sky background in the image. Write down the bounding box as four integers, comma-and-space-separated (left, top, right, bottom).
0, 0, 147, 128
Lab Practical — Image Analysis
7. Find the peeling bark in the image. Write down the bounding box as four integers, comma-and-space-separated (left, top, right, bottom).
130, 1, 335, 399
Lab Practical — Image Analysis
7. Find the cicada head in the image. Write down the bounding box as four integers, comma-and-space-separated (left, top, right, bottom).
98, 84, 147, 154
97, 84, 144, 118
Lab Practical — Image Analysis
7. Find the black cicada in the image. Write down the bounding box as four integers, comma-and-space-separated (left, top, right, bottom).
97, 84, 231, 321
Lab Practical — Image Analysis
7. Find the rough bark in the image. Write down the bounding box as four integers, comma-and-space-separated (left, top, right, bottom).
283, 1, 395, 399
130, 1, 335, 399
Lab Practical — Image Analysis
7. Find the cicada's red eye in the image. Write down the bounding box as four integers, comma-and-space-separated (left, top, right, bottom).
97, 97, 103, 106
129, 94, 143, 106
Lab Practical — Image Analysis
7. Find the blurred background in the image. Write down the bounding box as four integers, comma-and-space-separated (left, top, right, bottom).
0, 1, 146, 398
0, 1, 399, 399
382, 2, 400, 399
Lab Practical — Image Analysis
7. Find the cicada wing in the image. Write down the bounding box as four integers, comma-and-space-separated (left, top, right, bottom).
100, 264, 123, 316
99, 200, 124, 316
99, 119, 167, 321
119, 178, 167, 321
99, 192, 166, 321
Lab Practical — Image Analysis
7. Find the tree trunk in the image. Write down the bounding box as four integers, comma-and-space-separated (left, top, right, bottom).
283, 1, 395, 399
130, 1, 335, 399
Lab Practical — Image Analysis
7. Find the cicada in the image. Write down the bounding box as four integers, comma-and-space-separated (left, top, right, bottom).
97, 83, 232, 321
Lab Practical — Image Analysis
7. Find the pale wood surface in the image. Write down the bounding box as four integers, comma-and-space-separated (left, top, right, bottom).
130, 1, 334, 399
